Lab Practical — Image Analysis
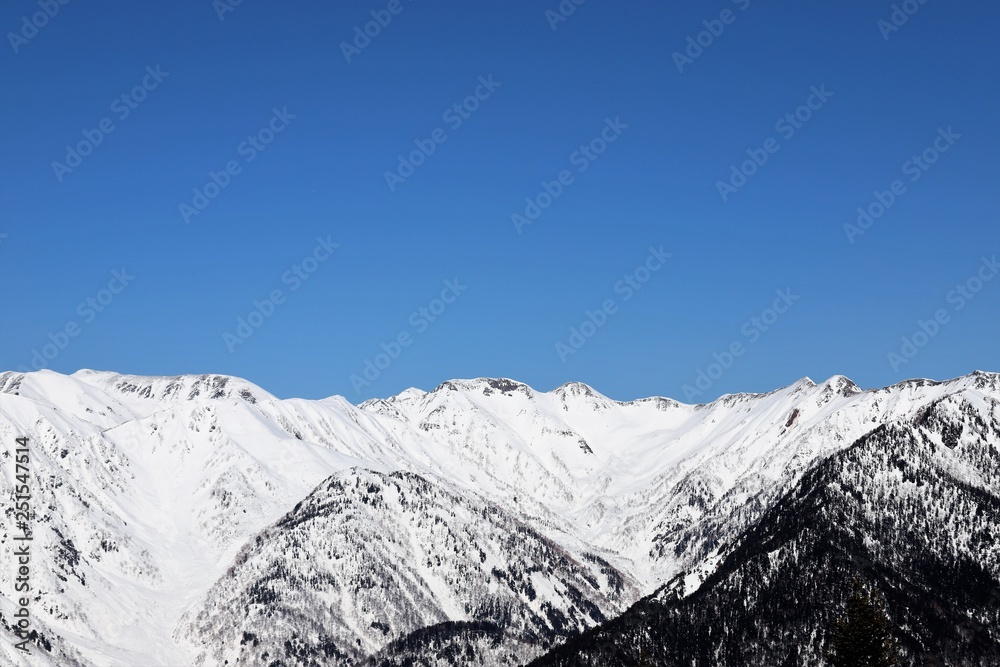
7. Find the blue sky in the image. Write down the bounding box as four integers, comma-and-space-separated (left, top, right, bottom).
1, 0, 998, 402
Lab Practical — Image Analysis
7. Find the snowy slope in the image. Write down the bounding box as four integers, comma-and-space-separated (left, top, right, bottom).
0, 369, 998, 665
0, 371, 380, 666
530, 388, 1000, 666
180, 468, 636, 667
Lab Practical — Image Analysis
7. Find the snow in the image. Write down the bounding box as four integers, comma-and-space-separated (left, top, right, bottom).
0, 369, 998, 665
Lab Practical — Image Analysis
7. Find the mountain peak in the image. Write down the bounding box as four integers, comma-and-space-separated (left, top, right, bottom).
963, 369, 1000, 391
552, 381, 600, 398
791, 376, 817, 389
819, 374, 862, 397
71, 369, 272, 406
395, 387, 427, 400
431, 377, 532, 397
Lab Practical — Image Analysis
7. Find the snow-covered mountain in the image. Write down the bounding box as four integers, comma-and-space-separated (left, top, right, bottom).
0, 369, 998, 665
530, 388, 1000, 666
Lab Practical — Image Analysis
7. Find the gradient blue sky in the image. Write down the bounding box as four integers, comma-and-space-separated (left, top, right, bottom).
2, 0, 998, 402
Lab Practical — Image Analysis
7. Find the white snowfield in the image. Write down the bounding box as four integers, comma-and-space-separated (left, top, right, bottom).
0, 369, 997, 666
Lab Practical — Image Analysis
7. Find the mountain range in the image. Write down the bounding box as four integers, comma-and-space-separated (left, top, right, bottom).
1, 369, 998, 666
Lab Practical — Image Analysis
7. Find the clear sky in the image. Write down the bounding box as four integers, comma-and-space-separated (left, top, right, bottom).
1, 0, 998, 402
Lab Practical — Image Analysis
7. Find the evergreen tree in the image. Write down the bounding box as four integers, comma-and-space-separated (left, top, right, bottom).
825, 579, 900, 667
